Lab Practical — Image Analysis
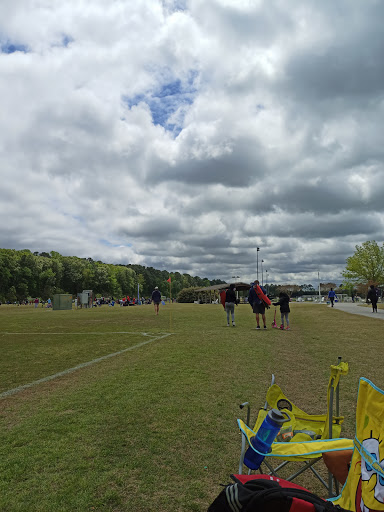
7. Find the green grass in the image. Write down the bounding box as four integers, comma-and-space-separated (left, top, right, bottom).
0, 302, 383, 511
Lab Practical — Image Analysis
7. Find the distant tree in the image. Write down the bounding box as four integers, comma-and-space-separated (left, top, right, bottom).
135, 273, 145, 299
0, 248, 230, 301
342, 241, 384, 285
177, 287, 199, 303
61, 257, 85, 294
18, 250, 39, 298
210, 279, 226, 285
300, 284, 316, 295
110, 266, 134, 297
320, 282, 337, 293
276, 284, 300, 297
6, 285, 17, 302
340, 282, 356, 298
168, 272, 183, 298
39, 267, 56, 299
0, 250, 16, 297
267, 283, 278, 297
93, 264, 111, 295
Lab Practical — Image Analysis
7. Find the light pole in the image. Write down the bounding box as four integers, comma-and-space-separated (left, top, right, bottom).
265, 270, 268, 293
257, 247, 260, 282
261, 260, 264, 286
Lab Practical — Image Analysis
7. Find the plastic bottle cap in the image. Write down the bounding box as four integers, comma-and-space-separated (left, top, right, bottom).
269, 408, 289, 425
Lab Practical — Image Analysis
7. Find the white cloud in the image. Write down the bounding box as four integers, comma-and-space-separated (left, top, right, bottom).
0, 0, 384, 285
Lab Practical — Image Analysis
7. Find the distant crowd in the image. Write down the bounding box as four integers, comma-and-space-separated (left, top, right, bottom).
92, 296, 153, 307
0, 295, 162, 307
1, 298, 52, 307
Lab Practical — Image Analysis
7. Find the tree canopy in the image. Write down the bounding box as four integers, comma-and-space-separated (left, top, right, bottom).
0, 249, 225, 302
342, 240, 384, 285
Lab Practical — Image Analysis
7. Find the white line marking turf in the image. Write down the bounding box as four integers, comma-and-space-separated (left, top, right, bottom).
0, 332, 173, 399
3, 331, 162, 336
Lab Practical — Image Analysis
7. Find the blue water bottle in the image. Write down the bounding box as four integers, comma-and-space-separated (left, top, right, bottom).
243, 408, 288, 470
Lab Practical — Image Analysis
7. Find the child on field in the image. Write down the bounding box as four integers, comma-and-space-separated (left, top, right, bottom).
273, 292, 291, 330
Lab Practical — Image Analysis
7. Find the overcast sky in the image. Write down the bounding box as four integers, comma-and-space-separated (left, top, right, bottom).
1, 0, 383, 285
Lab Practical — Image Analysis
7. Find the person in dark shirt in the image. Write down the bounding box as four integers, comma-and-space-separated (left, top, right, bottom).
273, 292, 291, 330
151, 286, 161, 315
225, 284, 238, 326
248, 280, 268, 329
367, 285, 378, 313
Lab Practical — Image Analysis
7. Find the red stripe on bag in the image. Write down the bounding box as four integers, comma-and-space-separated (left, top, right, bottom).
291, 496, 316, 512
233, 474, 310, 491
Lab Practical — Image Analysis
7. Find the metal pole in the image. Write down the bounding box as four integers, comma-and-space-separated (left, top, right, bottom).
328, 383, 335, 496
336, 356, 342, 417
265, 271, 268, 293
261, 260, 264, 286
257, 248, 260, 281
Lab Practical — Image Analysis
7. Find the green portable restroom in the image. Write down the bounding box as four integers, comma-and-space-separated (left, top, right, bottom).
53, 294, 73, 310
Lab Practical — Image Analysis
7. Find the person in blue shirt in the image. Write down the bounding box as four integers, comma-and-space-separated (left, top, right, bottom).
151, 286, 161, 315
328, 288, 337, 307
248, 280, 268, 329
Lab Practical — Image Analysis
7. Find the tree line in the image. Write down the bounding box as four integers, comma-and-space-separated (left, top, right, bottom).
0, 249, 225, 302
265, 282, 340, 298
1, 241, 382, 303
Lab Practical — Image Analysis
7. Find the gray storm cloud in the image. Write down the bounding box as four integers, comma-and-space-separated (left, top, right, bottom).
0, 0, 383, 284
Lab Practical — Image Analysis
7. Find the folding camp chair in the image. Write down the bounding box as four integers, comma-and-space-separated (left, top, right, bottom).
238, 358, 353, 497
328, 377, 384, 512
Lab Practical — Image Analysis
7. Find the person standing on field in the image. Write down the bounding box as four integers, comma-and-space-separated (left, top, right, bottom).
273, 292, 291, 330
248, 280, 268, 329
328, 288, 337, 307
151, 286, 161, 315
225, 283, 238, 327
367, 284, 378, 313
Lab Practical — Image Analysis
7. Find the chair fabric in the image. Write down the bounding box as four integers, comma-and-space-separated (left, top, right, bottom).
329, 378, 384, 512
238, 419, 353, 461
322, 450, 353, 485
238, 361, 352, 464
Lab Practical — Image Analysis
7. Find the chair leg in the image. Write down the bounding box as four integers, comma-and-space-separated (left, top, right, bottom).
328, 470, 334, 497
309, 464, 332, 493
262, 459, 281, 476
262, 457, 337, 498
239, 434, 246, 474
262, 459, 290, 476
286, 458, 321, 481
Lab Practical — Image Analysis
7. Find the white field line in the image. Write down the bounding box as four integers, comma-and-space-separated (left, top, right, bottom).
2, 331, 162, 336
0, 332, 173, 399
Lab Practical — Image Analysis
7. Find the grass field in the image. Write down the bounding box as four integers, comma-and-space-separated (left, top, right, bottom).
1, 302, 383, 511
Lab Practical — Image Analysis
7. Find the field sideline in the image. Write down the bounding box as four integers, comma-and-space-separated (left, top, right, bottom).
0, 302, 383, 511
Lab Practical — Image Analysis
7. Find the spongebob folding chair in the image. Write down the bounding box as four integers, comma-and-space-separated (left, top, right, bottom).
327, 377, 384, 512
238, 358, 353, 497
